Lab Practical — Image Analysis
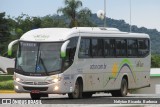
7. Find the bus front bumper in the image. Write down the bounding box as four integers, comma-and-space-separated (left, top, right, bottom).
14, 80, 72, 94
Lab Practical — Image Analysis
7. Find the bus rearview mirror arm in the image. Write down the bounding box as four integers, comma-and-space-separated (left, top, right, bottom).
8, 39, 19, 56
60, 40, 70, 58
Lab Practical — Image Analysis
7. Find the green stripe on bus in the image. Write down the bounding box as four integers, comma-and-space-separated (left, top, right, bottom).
150, 74, 160, 77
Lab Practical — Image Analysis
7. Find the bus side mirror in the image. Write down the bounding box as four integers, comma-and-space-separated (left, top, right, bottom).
60, 40, 70, 58
8, 39, 19, 56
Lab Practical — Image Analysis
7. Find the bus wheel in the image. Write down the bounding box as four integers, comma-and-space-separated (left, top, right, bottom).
82, 92, 93, 98
111, 78, 128, 97
120, 78, 128, 97
68, 80, 82, 99
30, 93, 41, 100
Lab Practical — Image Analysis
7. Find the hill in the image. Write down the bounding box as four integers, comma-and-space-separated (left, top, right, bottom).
90, 14, 160, 54
51, 14, 160, 54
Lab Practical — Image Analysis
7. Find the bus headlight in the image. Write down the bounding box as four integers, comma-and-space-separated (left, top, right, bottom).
46, 76, 61, 84
53, 78, 59, 83
15, 78, 23, 83
54, 86, 59, 90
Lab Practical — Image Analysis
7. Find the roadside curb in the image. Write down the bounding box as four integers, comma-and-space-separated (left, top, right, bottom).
0, 90, 16, 94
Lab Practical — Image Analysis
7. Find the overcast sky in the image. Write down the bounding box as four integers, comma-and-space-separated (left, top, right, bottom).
1, 0, 160, 31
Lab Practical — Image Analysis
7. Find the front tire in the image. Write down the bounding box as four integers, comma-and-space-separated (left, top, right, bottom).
68, 80, 83, 99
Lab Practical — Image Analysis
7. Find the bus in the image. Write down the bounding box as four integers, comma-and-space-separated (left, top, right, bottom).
8, 27, 150, 99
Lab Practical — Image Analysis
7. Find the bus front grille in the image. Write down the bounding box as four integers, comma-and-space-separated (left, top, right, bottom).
22, 81, 49, 85
23, 87, 48, 91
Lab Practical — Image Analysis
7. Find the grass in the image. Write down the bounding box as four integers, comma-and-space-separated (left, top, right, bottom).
0, 75, 13, 82
0, 80, 14, 90
0, 75, 14, 90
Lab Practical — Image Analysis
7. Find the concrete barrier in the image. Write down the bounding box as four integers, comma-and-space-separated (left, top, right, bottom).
0, 56, 15, 74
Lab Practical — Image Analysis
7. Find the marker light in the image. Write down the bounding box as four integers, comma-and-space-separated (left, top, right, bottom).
54, 86, 59, 90
15, 85, 19, 90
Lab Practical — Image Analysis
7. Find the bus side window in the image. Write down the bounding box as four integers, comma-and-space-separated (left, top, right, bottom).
104, 39, 115, 57
62, 37, 78, 72
138, 39, 149, 57
92, 38, 103, 57
116, 39, 127, 57
78, 38, 91, 58
127, 39, 138, 57
62, 37, 78, 71
67, 37, 78, 62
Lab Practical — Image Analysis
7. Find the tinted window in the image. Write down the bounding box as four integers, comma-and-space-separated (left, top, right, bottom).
78, 38, 91, 58
63, 37, 78, 71
116, 39, 127, 56
78, 37, 150, 58
128, 39, 138, 56
92, 39, 103, 57
104, 39, 115, 57
67, 37, 78, 60
138, 39, 149, 56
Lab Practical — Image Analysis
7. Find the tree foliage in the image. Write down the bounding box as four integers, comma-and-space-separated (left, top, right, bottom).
151, 55, 160, 68
78, 7, 95, 27
41, 15, 66, 27
0, 12, 11, 56
57, 0, 93, 27
14, 14, 41, 36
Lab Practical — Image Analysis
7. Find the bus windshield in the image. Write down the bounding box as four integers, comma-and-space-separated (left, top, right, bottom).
16, 42, 62, 75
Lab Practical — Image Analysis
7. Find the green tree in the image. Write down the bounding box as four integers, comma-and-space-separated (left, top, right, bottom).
151, 55, 160, 68
0, 12, 11, 56
15, 14, 32, 33
32, 17, 41, 29
13, 14, 31, 38
78, 7, 95, 27
57, 0, 92, 27
13, 14, 42, 38
7, 16, 18, 39
41, 15, 66, 28
0, 12, 10, 42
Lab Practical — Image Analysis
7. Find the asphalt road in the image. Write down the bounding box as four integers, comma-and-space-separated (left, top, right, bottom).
1, 93, 160, 105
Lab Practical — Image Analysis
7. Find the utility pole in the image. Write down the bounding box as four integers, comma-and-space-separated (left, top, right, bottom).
130, 0, 132, 32
104, 0, 106, 27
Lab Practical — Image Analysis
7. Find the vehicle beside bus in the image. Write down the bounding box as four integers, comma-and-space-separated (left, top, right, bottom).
8, 27, 150, 99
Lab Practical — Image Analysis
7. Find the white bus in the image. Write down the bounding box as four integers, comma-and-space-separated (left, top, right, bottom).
8, 27, 150, 99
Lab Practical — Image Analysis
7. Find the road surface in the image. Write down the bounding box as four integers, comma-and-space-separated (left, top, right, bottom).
1, 93, 160, 105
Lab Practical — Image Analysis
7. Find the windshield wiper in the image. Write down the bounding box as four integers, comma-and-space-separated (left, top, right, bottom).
36, 49, 49, 76
39, 57, 49, 76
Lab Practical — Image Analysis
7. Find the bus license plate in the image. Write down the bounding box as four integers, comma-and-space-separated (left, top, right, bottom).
31, 90, 40, 93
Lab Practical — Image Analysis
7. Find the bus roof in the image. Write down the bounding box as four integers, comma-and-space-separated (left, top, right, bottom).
20, 27, 150, 42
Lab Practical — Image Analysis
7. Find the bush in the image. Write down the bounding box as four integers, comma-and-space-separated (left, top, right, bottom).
151, 54, 160, 68
0, 80, 14, 90
0, 75, 13, 82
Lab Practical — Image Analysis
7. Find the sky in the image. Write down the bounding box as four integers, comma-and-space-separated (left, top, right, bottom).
0, 0, 160, 31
